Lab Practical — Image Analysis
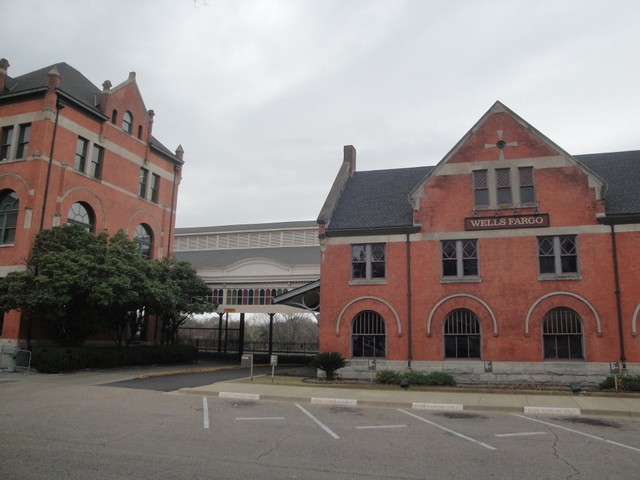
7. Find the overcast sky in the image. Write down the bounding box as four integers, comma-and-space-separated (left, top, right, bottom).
2, 0, 639, 228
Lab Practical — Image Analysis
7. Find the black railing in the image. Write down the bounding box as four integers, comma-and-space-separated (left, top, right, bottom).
177, 327, 318, 356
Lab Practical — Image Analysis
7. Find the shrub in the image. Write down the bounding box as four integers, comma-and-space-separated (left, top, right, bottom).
375, 370, 403, 384
311, 351, 348, 380
375, 370, 456, 387
599, 375, 640, 392
32, 345, 198, 373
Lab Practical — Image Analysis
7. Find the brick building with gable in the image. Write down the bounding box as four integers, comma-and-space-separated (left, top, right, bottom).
317, 101, 640, 383
0, 58, 184, 346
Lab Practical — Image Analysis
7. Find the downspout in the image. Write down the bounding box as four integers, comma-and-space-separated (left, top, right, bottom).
167, 164, 178, 258
406, 233, 413, 369
39, 95, 64, 231
609, 224, 627, 370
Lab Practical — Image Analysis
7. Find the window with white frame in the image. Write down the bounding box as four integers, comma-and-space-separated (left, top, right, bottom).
495, 168, 512, 206
518, 166, 535, 204
543, 307, 583, 359
538, 235, 578, 276
473, 166, 536, 209
351, 243, 385, 280
74, 137, 89, 172
1, 126, 14, 160
67, 202, 95, 232
442, 240, 478, 278
139, 168, 149, 198
473, 170, 489, 208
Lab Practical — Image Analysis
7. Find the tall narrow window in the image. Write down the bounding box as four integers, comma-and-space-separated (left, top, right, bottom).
538, 236, 578, 275
473, 170, 489, 208
122, 111, 133, 134
351, 244, 385, 280
352, 310, 386, 358
518, 166, 535, 204
137, 125, 143, 139
15, 124, 31, 159
543, 308, 583, 359
0, 190, 19, 244
111, 110, 118, 124
74, 137, 89, 172
496, 168, 512, 205
134, 224, 153, 259
1, 126, 14, 160
444, 309, 481, 358
442, 240, 478, 278
150, 173, 160, 203
139, 168, 149, 198
90, 145, 104, 179
67, 202, 94, 232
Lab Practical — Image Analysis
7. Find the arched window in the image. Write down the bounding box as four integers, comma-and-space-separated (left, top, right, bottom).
134, 224, 153, 259
137, 125, 143, 139
67, 202, 94, 232
351, 310, 386, 358
444, 309, 481, 358
111, 109, 118, 124
543, 308, 583, 359
0, 190, 18, 244
122, 111, 133, 134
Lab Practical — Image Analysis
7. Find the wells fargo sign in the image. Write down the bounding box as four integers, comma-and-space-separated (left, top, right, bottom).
464, 213, 549, 231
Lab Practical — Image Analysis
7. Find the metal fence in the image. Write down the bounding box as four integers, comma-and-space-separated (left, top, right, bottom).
177, 327, 318, 356
0, 345, 32, 373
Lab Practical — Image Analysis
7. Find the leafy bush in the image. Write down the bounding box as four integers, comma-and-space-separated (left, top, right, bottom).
311, 351, 348, 380
32, 345, 197, 373
599, 375, 640, 392
375, 370, 456, 387
375, 370, 403, 384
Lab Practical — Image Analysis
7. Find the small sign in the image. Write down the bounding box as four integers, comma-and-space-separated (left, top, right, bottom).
610, 361, 620, 374
484, 361, 493, 373
368, 359, 376, 371
241, 354, 253, 368
465, 213, 549, 231
224, 308, 237, 313
270, 355, 278, 366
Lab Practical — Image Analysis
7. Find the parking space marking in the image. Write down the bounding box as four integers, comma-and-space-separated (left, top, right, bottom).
236, 417, 286, 421
356, 424, 407, 430
295, 403, 340, 439
202, 397, 209, 429
514, 414, 640, 453
398, 409, 497, 451
495, 432, 547, 438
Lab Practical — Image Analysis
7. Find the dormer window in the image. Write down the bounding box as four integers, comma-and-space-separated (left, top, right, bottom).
473, 166, 536, 209
122, 111, 133, 134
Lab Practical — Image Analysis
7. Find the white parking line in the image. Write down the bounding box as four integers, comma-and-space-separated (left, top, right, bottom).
236, 417, 286, 421
398, 409, 496, 451
295, 403, 340, 439
202, 397, 209, 429
495, 432, 547, 438
356, 424, 407, 430
513, 414, 640, 453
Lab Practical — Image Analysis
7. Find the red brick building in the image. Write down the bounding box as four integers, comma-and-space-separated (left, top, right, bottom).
317, 102, 640, 382
0, 59, 183, 346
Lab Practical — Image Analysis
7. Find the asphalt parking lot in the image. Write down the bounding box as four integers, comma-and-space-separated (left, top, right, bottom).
2, 368, 640, 479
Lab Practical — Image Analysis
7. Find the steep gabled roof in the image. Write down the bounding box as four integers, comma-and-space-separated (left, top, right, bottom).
577, 150, 640, 217
2, 62, 180, 163
2, 62, 104, 117
326, 166, 431, 235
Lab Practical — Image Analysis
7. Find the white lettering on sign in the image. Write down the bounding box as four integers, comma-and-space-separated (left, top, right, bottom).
311, 397, 358, 406
524, 406, 580, 416
465, 214, 549, 231
412, 402, 464, 411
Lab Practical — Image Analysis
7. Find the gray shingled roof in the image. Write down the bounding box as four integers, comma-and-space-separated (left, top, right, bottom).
326, 151, 640, 232
577, 150, 640, 216
2, 62, 180, 163
174, 246, 320, 270
327, 166, 431, 232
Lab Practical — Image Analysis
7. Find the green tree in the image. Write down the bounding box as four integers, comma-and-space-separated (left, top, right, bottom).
147, 258, 212, 345
0, 225, 111, 346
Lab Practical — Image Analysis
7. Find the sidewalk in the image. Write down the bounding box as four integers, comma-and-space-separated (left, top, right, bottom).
176, 376, 640, 418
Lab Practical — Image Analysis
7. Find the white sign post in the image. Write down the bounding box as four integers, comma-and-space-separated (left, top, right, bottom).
270, 355, 278, 383
241, 354, 254, 381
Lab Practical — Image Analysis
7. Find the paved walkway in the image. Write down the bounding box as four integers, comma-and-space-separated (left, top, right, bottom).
176, 375, 640, 418
3, 363, 640, 418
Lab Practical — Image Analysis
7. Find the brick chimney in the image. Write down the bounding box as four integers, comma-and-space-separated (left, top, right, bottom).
44, 66, 62, 110
344, 145, 356, 173
0, 58, 10, 92
100, 80, 112, 116
175, 144, 184, 162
